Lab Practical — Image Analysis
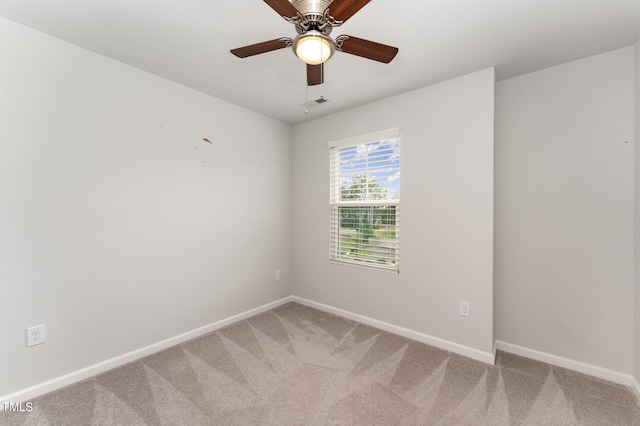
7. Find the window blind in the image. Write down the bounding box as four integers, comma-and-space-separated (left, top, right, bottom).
329, 129, 400, 272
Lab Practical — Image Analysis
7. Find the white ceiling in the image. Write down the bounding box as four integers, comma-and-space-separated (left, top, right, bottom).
1, 0, 640, 125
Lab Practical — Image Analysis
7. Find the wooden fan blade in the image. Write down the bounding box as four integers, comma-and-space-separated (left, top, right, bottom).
230, 38, 291, 58
264, 0, 301, 18
337, 35, 398, 63
325, 0, 370, 23
307, 64, 323, 86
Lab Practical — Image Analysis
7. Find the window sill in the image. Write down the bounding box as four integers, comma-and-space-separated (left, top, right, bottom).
329, 259, 400, 274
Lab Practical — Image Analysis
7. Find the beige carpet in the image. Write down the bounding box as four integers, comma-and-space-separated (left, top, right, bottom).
2, 302, 639, 425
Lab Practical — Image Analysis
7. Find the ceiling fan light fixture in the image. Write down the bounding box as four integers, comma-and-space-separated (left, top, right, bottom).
293, 31, 334, 65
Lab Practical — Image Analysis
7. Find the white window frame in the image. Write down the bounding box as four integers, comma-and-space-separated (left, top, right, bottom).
329, 128, 400, 272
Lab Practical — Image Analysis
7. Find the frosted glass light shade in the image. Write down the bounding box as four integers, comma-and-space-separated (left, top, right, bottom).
294, 32, 334, 65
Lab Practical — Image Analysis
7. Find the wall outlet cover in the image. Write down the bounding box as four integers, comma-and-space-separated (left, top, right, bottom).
459, 301, 470, 317
26, 324, 46, 347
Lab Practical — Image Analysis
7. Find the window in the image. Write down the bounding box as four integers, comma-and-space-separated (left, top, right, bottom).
329, 128, 400, 272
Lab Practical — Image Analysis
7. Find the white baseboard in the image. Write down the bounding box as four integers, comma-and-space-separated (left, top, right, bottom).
5, 296, 636, 407
495, 340, 634, 387
292, 296, 495, 365
0, 296, 294, 406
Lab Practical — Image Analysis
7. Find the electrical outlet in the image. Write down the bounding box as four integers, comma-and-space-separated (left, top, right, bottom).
459, 301, 470, 317
26, 324, 46, 347
275, 269, 282, 281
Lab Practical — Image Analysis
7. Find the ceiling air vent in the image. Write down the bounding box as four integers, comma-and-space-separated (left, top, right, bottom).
302, 95, 329, 109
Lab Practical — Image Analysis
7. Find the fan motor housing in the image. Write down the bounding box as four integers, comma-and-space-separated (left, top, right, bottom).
289, 0, 339, 36
292, 0, 333, 16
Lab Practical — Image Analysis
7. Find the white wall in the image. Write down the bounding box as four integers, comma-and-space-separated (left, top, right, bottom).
291, 69, 495, 358
635, 38, 640, 384
0, 17, 292, 397
495, 47, 635, 374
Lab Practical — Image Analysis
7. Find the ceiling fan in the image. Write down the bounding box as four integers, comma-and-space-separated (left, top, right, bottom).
230, 0, 399, 86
